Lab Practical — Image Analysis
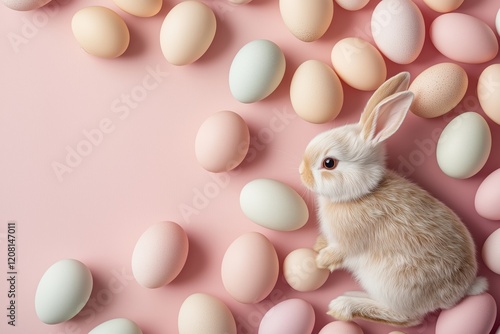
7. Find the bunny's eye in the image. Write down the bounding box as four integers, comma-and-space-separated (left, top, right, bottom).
322, 157, 338, 170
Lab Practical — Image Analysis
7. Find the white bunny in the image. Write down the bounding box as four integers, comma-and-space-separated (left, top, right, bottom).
299, 72, 487, 327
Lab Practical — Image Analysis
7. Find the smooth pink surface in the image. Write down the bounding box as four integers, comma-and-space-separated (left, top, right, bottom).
0, 1, 499, 334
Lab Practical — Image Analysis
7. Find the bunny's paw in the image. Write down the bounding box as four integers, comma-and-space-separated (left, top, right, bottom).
316, 247, 343, 272
327, 296, 355, 321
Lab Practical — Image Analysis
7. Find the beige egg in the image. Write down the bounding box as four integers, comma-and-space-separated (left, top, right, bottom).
113, 0, 162, 17
478, 64, 500, 125
279, 0, 333, 42
335, 0, 369, 11
284, 248, 329, 292
290, 60, 344, 123
331, 37, 386, 91
423, 0, 464, 13
409, 63, 468, 118
72, 7, 130, 58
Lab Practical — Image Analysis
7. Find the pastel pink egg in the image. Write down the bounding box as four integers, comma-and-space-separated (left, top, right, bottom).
475, 168, 500, 220
258, 299, 315, 334
318, 321, 364, 334
430, 13, 498, 64
435, 293, 497, 334
482, 228, 500, 275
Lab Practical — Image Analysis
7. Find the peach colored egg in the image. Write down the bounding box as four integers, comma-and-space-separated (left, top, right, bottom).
283, 248, 329, 292
2, 0, 51, 10
71, 7, 130, 58
131, 221, 189, 288
290, 60, 344, 124
259, 299, 315, 334
475, 169, 500, 220
160, 1, 216, 65
331, 37, 386, 91
318, 321, 364, 334
371, 0, 425, 64
435, 293, 497, 334
113, 0, 162, 17
178, 293, 236, 334
195, 111, 250, 173
478, 64, 500, 125
335, 0, 369, 11
482, 228, 500, 274
423, 0, 464, 13
279, 0, 333, 42
430, 13, 498, 64
221, 232, 279, 304
409, 63, 468, 118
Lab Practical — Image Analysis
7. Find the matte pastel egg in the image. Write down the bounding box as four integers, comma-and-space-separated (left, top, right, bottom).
160, 0, 216, 65
435, 293, 497, 334
475, 169, 500, 220
423, 0, 464, 13
409, 63, 468, 118
436, 112, 491, 179
221, 232, 279, 304
113, 0, 162, 17
318, 321, 364, 334
482, 228, 500, 274
1, 0, 51, 10
478, 64, 500, 125
131, 221, 189, 288
229, 39, 286, 103
279, 0, 333, 42
72, 6, 130, 58
35, 259, 93, 324
258, 299, 315, 334
334, 0, 369, 11
89, 318, 142, 334
331, 37, 386, 91
178, 293, 237, 334
240, 178, 309, 231
284, 248, 329, 292
430, 13, 499, 64
195, 111, 250, 173
371, 0, 425, 64
290, 60, 344, 123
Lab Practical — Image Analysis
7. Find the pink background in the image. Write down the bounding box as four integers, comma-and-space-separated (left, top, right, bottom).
0, 0, 499, 333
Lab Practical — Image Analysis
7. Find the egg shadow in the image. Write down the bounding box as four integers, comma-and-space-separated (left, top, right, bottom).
168, 232, 206, 285
121, 19, 148, 58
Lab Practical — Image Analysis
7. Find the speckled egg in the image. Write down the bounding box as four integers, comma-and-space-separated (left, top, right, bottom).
279, 0, 333, 42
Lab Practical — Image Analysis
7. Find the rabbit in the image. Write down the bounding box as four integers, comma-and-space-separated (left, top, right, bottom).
299, 72, 488, 327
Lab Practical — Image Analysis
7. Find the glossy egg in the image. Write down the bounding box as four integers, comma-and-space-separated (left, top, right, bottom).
131, 221, 189, 288
436, 112, 491, 179
478, 64, 500, 125
371, 0, 425, 64
258, 299, 315, 334
482, 228, 500, 274
475, 169, 500, 220
72, 7, 130, 58
35, 259, 93, 324
89, 318, 142, 334
279, 0, 333, 42
221, 232, 279, 304
195, 111, 250, 173
178, 293, 237, 334
240, 178, 309, 231
160, 1, 216, 65
284, 248, 329, 292
229, 39, 286, 103
290, 60, 343, 123
409, 63, 468, 118
423, 0, 463, 12
435, 293, 497, 334
430, 13, 499, 64
113, 0, 162, 17
318, 321, 364, 334
331, 37, 386, 91
2, 0, 51, 10
335, 0, 369, 11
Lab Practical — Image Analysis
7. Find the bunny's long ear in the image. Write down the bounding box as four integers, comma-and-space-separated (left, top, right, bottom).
360, 91, 414, 145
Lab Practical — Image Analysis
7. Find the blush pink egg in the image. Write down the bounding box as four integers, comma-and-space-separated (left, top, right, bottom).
435, 293, 497, 334
318, 321, 364, 334
482, 228, 500, 275
430, 13, 498, 64
258, 298, 315, 334
475, 168, 500, 220
131, 221, 189, 288
195, 110, 250, 173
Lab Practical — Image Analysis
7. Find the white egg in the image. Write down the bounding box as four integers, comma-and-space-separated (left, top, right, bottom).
335, 0, 369, 11
89, 318, 142, 334
2, 0, 51, 11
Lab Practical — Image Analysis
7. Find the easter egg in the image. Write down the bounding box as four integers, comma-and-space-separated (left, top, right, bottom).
331, 37, 386, 91
371, 0, 425, 64
335, 0, 369, 11
284, 248, 329, 292
221, 232, 279, 304
482, 228, 500, 274
113, 0, 162, 17
430, 13, 498, 64
423, 0, 464, 13
409, 63, 468, 118
475, 169, 500, 220
229, 39, 286, 103
160, 1, 216, 65
258, 299, 315, 334
131, 221, 189, 288
318, 321, 364, 334
279, 0, 333, 42
89, 318, 142, 334
436, 112, 491, 179
1, 0, 51, 10
195, 111, 250, 173
478, 64, 500, 125
496, 9, 500, 36
35, 259, 93, 324
290, 59, 344, 123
